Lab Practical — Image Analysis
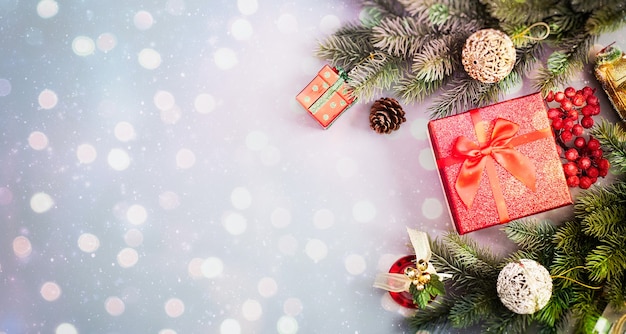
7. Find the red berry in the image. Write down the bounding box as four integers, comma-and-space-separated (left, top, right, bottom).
552, 118, 564, 130
581, 116, 594, 128
566, 175, 580, 187
556, 145, 563, 156
587, 166, 599, 178
555, 91, 566, 102
547, 108, 562, 119
598, 158, 610, 170
579, 176, 593, 189
591, 148, 603, 159
572, 124, 584, 136
574, 137, 586, 148
564, 87, 576, 98
561, 99, 573, 111
587, 138, 601, 150
582, 86, 595, 97
563, 162, 579, 176
586, 94, 599, 105
564, 148, 579, 161
578, 156, 592, 170
567, 109, 579, 119
581, 105, 595, 116
546, 90, 554, 102
563, 118, 575, 130
560, 130, 573, 142
591, 105, 601, 115
572, 94, 585, 106
599, 168, 609, 177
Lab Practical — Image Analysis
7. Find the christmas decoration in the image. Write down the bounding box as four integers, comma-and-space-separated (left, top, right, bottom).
427, 92, 572, 234
373, 228, 448, 309
545, 86, 611, 189
316, 1, 626, 118
369, 97, 406, 134
296, 64, 356, 129
595, 43, 626, 123
461, 29, 516, 84
496, 259, 552, 315
594, 303, 626, 334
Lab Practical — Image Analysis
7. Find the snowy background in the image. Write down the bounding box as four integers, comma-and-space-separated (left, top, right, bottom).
0, 1, 623, 333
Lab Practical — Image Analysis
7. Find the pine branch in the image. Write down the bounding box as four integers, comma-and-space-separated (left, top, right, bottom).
586, 235, 626, 282
479, 0, 560, 26
346, 53, 402, 102
411, 35, 458, 82
504, 219, 557, 252
448, 292, 495, 328
371, 16, 434, 58
605, 272, 626, 309
407, 296, 454, 332
482, 307, 532, 334
394, 77, 444, 104
574, 180, 626, 219
316, 32, 375, 69
361, 0, 407, 26
571, 0, 623, 13
585, 4, 626, 36
580, 204, 626, 239
428, 75, 492, 118
590, 120, 626, 173
571, 289, 604, 333
534, 284, 573, 328
553, 221, 589, 256
399, 0, 492, 26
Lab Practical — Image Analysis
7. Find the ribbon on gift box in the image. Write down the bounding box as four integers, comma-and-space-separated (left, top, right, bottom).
436, 110, 553, 222
309, 67, 351, 115
373, 228, 450, 293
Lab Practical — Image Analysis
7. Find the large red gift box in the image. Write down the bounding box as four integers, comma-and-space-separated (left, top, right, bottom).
427, 93, 572, 234
296, 65, 356, 129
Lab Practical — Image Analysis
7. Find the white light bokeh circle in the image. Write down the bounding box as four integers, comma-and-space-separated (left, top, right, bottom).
72, 36, 95, 56
107, 148, 130, 171
283, 298, 303, 316
160, 105, 182, 125
201, 257, 224, 278
237, 0, 258, 15
30, 192, 54, 213
194, 93, 216, 114
134, 11, 154, 30
422, 198, 443, 219
96, 33, 117, 52
410, 118, 429, 140
164, 298, 185, 318
220, 319, 241, 334
305, 239, 328, 263
214, 48, 238, 70
158, 191, 180, 210
187, 257, 204, 279
37, 0, 59, 18
245, 131, 268, 151
257, 277, 278, 297
28, 131, 49, 150
230, 187, 252, 210
40, 281, 62, 301
159, 329, 177, 334
418, 148, 436, 171
231, 18, 253, 40
124, 228, 144, 247
38, 89, 58, 109
138, 48, 162, 70
345, 254, 367, 275
313, 209, 334, 229
13, 236, 32, 258
114, 121, 136, 142
0, 78, 11, 96
176, 148, 196, 169
270, 207, 291, 228
223, 212, 247, 235
126, 204, 148, 225
352, 200, 376, 223
154, 90, 175, 111
242, 299, 263, 321
76, 143, 97, 164
105, 296, 125, 316
277, 316, 298, 334
77, 233, 100, 253
55, 323, 78, 334
117, 247, 139, 268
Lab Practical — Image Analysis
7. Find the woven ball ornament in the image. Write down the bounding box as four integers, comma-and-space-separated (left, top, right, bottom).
462, 29, 516, 83
496, 259, 552, 314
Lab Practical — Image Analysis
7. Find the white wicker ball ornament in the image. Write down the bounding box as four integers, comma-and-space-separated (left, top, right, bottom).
462, 29, 516, 83
496, 259, 552, 315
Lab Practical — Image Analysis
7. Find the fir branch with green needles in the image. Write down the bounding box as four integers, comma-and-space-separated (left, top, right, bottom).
590, 120, 626, 173
316, 0, 626, 118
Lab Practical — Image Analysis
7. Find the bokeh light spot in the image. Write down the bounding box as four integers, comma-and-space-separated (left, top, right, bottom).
0, 78, 12, 96
422, 198, 443, 219
175, 148, 196, 169
270, 207, 291, 228
76, 143, 97, 164
154, 90, 175, 111
13, 236, 32, 258
138, 48, 162, 70
313, 209, 334, 229
37, 0, 58, 19
38, 89, 58, 109
194, 93, 216, 114
126, 204, 147, 225
305, 239, 328, 263
230, 187, 252, 209
419, 148, 436, 171
200, 257, 223, 278
77, 233, 100, 253
30, 192, 54, 213
72, 35, 95, 56
117, 247, 139, 268
220, 319, 241, 334
164, 298, 185, 318
277, 316, 298, 334
96, 33, 116, 52
28, 131, 49, 150
283, 298, 303, 316
55, 323, 78, 334
187, 257, 203, 279
105, 296, 125, 316
223, 212, 247, 235
158, 191, 180, 210
107, 148, 130, 171
237, 0, 258, 15
231, 18, 253, 40
214, 48, 238, 70
0, 187, 13, 205
40, 281, 62, 302
242, 299, 262, 321
114, 121, 136, 142
134, 10, 154, 30
257, 277, 278, 297
124, 229, 144, 247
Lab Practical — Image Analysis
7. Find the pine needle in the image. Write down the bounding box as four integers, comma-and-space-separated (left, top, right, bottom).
590, 120, 626, 173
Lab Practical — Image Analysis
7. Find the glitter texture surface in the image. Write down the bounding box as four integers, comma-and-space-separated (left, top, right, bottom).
428, 93, 573, 234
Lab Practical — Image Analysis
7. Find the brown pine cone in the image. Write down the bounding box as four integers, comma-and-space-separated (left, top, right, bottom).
369, 97, 406, 134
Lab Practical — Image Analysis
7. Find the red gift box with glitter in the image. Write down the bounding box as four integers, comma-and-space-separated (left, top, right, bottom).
427, 93, 572, 234
296, 65, 356, 129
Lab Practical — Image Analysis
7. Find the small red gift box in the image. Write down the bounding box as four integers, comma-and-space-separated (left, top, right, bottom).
296, 65, 356, 129
427, 93, 572, 234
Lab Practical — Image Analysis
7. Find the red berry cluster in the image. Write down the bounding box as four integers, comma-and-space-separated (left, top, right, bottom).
545, 86, 610, 189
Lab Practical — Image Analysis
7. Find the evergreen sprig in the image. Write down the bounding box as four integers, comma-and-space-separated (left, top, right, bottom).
590, 120, 626, 173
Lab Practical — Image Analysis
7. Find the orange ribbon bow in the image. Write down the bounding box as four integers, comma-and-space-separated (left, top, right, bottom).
452, 118, 537, 209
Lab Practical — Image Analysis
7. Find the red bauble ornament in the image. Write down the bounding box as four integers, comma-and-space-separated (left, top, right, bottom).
387, 255, 417, 308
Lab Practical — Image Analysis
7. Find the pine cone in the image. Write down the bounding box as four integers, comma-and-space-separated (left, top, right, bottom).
369, 97, 406, 134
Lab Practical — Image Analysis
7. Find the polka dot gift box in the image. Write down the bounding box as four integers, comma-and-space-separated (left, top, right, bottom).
427, 93, 573, 234
296, 65, 356, 129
